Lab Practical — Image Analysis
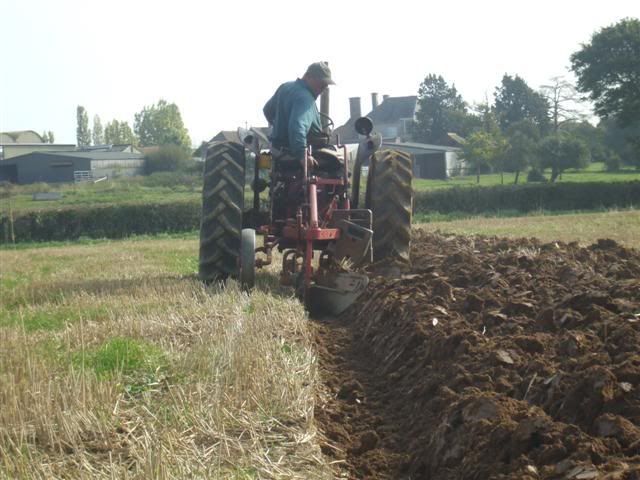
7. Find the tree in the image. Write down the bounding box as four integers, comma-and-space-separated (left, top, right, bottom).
134, 99, 191, 149
412, 74, 478, 144
599, 118, 640, 169
41, 131, 49, 143
560, 121, 607, 163
571, 18, 640, 127
461, 130, 506, 183
92, 115, 104, 145
76, 106, 91, 147
494, 74, 550, 132
540, 76, 587, 133
48, 131, 55, 143
504, 120, 541, 184
538, 134, 590, 182
104, 120, 137, 145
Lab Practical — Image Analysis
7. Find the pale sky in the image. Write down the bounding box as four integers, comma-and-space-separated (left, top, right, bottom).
1, 0, 638, 146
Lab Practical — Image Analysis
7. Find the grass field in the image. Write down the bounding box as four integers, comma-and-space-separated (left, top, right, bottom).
2, 209, 639, 477
2, 162, 638, 214
1, 176, 199, 213
413, 162, 640, 190
417, 208, 640, 248
0, 238, 332, 479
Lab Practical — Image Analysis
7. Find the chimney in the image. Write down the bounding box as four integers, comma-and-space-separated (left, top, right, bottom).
349, 97, 362, 119
383, 94, 390, 102
371, 92, 379, 109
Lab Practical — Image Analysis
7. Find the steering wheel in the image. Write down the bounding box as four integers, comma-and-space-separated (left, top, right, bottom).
319, 112, 335, 131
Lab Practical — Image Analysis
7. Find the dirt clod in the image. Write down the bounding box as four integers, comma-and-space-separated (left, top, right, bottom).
314, 231, 640, 479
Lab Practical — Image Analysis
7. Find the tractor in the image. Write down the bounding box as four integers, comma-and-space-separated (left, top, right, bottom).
198, 96, 413, 315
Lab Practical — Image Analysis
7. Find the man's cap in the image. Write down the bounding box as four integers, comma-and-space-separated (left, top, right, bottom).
305, 61, 335, 85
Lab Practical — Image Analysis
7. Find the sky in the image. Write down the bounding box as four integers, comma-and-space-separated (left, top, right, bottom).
1, 0, 638, 146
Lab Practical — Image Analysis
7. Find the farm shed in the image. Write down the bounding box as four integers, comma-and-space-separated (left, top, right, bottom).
0, 151, 145, 184
381, 141, 462, 180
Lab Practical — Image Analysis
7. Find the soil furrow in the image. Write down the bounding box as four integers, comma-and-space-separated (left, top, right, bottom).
314, 231, 640, 479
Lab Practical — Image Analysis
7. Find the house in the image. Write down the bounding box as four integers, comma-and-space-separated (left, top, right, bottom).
0, 130, 75, 161
333, 94, 463, 179
333, 94, 418, 144
0, 151, 145, 184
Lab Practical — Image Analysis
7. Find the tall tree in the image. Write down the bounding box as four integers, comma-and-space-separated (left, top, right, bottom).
48, 131, 55, 143
599, 118, 640, 169
504, 120, 541, 184
539, 76, 586, 133
412, 74, 476, 144
560, 121, 607, 163
494, 74, 550, 132
104, 120, 137, 145
571, 18, 640, 127
538, 134, 590, 182
134, 99, 191, 149
92, 115, 104, 145
76, 105, 91, 147
41, 131, 49, 143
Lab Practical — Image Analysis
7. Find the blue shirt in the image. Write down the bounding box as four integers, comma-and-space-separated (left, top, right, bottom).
263, 79, 323, 158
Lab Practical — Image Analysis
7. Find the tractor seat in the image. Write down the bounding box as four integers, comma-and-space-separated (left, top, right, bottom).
313, 147, 343, 172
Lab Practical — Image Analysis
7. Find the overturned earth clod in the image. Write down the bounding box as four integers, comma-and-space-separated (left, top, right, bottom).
314, 231, 640, 479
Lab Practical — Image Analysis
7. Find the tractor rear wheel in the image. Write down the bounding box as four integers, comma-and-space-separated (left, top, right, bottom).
365, 149, 413, 262
198, 142, 246, 283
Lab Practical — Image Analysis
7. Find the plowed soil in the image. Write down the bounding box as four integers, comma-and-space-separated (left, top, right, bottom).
313, 231, 640, 479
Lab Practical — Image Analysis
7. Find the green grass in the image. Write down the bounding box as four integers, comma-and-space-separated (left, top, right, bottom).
417, 208, 640, 248
413, 162, 640, 190
76, 337, 167, 377
1, 176, 200, 213
0, 305, 109, 331
413, 206, 638, 223
2, 162, 638, 217
0, 235, 332, 478
0, 230, 199, 250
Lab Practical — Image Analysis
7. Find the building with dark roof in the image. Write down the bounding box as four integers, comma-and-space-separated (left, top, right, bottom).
0, 130, 76, 161
333, 94, 418, 144
76, 144, 142, 154
0, 151, 144, 184
333, 94, 464, 179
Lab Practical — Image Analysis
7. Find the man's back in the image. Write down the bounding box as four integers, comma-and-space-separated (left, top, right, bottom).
263, 78, 323, 159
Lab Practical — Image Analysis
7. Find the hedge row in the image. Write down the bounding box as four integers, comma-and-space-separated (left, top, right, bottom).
2, 182, 639, 243
1, 201, 201, 244
414, 181, 640, 214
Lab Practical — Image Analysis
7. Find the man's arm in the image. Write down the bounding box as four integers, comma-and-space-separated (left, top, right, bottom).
288, 95, 317, 159
263, 91, 277, 125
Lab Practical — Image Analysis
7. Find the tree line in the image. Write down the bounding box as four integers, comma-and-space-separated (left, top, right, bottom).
75, 99, 192, 152
412, 17, 640, 183
75, 100, 194, 174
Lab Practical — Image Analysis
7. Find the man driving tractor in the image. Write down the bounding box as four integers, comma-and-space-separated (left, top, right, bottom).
262, 61, 335, 169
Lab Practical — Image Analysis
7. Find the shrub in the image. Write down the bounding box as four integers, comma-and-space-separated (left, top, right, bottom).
0, 201, 201, 243
145, 144, 192, 174
604, 152, 622, 172
141, 171, 201, 189
413, 181, 640, 215
527, 169, 548, 183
